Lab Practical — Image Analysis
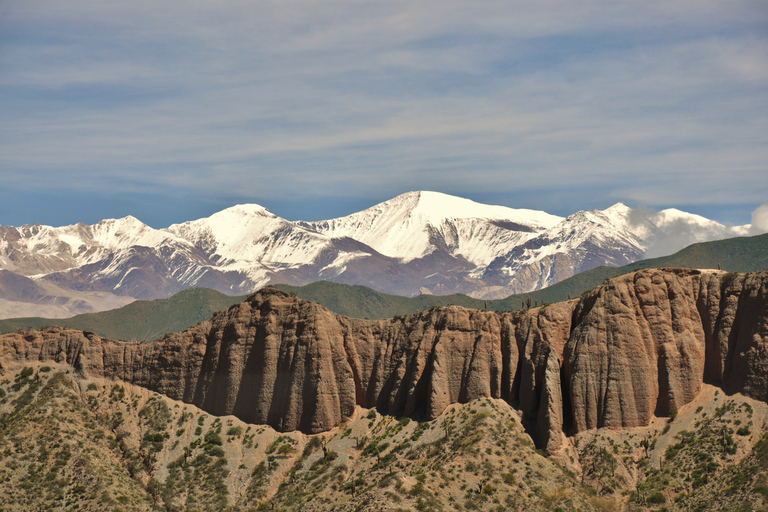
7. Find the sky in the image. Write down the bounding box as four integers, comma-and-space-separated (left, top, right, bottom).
1, 0, 767, 229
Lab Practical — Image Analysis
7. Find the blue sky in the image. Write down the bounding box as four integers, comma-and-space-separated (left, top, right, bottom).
1, 0, 766, 228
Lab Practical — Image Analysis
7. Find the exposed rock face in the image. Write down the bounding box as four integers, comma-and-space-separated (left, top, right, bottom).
1, 269, 766, 454
566, 269, 707, 432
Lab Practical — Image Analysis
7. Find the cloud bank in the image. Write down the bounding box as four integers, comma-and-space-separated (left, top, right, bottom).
0, 0, 766, 226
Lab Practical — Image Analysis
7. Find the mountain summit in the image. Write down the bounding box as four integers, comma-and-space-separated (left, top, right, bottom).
0, 192, 753, 318
301, 191, 562, 266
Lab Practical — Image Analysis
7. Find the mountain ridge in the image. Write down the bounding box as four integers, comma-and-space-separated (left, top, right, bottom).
1, 268, 766, 447
0, 192, 758, 318
1, 231, 764, 337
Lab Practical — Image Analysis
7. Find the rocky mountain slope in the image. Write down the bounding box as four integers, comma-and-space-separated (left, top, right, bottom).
0, 192, 754, 318
1, 269, 766, 455
1, 268, 767, 511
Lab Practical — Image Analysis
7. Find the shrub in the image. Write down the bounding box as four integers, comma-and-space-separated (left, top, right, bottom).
501, 471, 516, 485
277, 444, 296, 456
208, 446, 226, 458
139, 398, 173, 431
204, 430, 223, 447
302, 436, 323, 457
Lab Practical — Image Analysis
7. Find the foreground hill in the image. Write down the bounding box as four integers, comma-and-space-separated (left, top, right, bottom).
1, 367, 767, 511
1, 267, 768, 510
0, 366, 605, 511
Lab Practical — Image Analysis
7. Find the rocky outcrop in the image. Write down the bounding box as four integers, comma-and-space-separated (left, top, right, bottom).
1, 269, 766, 454
566, 269, 706, 432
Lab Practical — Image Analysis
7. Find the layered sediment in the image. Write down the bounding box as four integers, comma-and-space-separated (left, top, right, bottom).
1, 268, 766, 453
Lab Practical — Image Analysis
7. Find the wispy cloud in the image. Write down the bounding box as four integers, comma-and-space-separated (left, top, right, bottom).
1, 0, 766, 225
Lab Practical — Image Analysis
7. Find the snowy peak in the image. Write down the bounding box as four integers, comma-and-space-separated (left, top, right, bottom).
639, 207, 747, 258
212, 203, 275, 219
167, 203, 276, 235
0, 215, 198, 284
15, 216, 178, 261
303, 191, 563, 262
392, 191, 562, 227
89, 215, 179, 252
602, 202, 632, 220
166, 203, 334, 267
533, 205, 646, 256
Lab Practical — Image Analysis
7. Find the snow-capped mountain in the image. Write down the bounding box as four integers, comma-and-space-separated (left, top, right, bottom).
0, 191, 754, 318
0, 216, 180, 276
167, 204, 329, 266
163, 203, 382, 293
0, 217, 224, 299
480, 203, 648, 297
301, 191, 562, 266
0, 205, 380, 304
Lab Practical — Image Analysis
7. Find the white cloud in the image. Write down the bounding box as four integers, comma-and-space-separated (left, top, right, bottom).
752, 204, 768, 233
0, 0, 766, 223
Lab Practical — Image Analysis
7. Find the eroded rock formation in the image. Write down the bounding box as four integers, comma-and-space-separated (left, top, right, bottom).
1, 268, 766, 453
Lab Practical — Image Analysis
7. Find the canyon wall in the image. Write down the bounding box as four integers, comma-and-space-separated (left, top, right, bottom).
1, 268, 766, 454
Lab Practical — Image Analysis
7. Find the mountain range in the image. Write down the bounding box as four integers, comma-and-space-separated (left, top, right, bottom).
2, 231, 765, 340
0, 191, 755, 319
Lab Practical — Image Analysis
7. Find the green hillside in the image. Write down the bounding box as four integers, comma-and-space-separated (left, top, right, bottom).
274, 280, 575, 318
620, 231, 768, 272
273, 281, 484, 318
0, 288, 246, 341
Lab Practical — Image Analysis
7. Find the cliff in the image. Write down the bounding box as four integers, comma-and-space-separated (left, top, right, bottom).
1, 268, 766, 454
